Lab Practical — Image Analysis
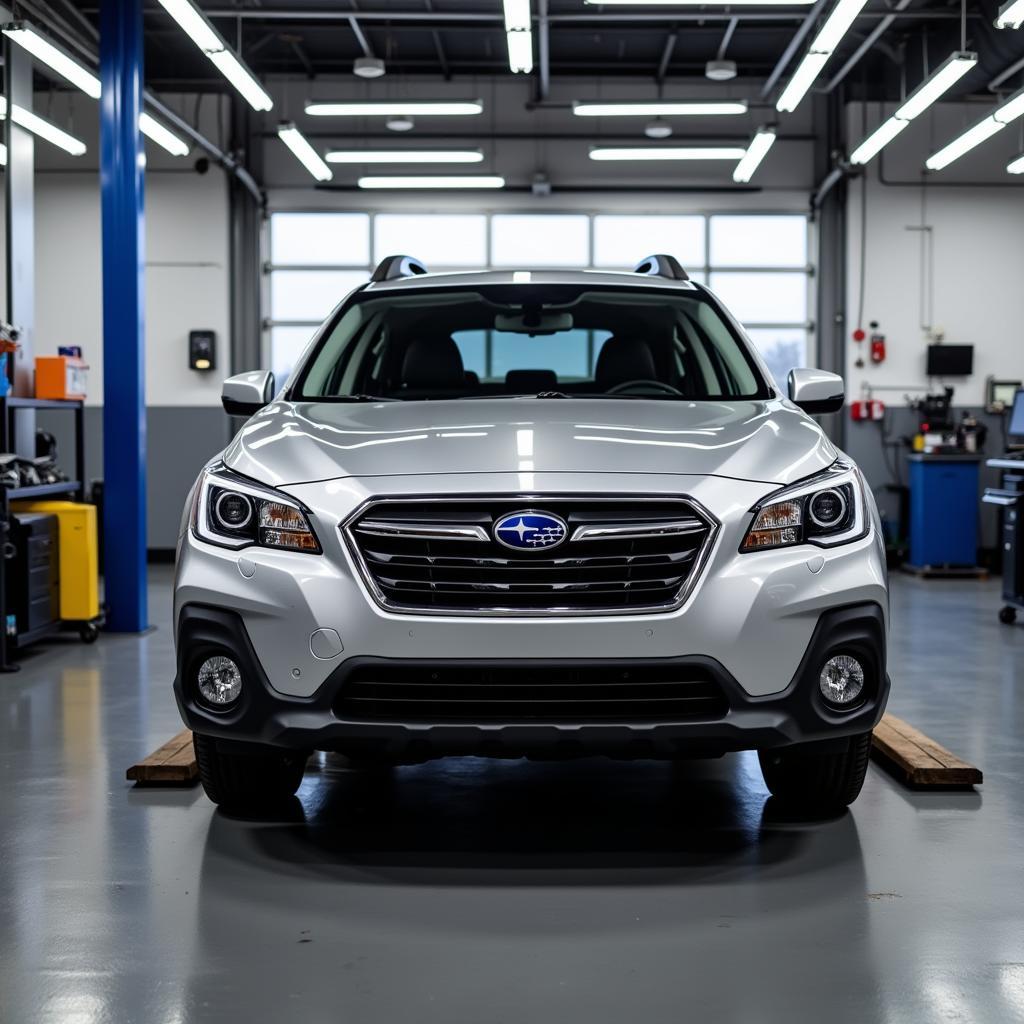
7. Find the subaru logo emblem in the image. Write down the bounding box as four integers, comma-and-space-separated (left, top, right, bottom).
493, 510, 568, 552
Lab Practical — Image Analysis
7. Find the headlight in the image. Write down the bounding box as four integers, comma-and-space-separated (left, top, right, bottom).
192, 464, 321, 553
740, 460, 867, 553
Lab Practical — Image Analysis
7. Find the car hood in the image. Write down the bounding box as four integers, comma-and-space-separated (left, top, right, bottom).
222, 397, 837, 487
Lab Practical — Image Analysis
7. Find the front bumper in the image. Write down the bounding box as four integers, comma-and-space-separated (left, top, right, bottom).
174, 602, 889, 760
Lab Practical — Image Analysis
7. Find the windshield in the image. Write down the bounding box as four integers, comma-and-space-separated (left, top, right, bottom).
291, 284, 770, 402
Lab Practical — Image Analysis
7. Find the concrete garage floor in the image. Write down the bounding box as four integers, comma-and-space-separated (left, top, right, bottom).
1, 568, 1022, 1023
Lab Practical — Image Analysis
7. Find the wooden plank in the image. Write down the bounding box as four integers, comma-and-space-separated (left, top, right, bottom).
127, 729, 199, 785
871, 713, 982, 787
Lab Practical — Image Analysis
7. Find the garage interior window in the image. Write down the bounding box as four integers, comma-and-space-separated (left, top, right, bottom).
266, 212, 812, 387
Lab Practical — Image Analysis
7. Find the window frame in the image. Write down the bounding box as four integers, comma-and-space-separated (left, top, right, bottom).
264, 209, 814, 385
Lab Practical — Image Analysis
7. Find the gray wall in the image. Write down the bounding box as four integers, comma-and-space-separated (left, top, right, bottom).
39, 406, 231, 551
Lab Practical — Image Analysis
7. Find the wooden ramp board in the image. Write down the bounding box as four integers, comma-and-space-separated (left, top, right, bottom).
127, 729, 198, 785
871, 714, 982, 787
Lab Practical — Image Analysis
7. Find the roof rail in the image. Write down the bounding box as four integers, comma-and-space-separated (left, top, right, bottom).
633, 254, 690, 282
371, 254, 429, 283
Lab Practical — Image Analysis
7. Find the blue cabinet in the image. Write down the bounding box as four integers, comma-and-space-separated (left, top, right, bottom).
908, 455, 980, 568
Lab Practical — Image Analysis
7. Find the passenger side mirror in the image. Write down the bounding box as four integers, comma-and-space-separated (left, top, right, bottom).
222, 370, 275, 416
787, 368, 845, 415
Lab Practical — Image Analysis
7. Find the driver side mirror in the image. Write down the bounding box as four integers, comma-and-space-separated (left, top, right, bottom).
222, 370, 275, 416
787, 368, 844, 415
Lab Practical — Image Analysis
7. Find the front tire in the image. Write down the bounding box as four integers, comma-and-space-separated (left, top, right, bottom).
194, 733, 307, 809
758, 732, 872, 816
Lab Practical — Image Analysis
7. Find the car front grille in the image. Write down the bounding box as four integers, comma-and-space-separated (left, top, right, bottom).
344, 496, 717, 615
334, 662, 729, 722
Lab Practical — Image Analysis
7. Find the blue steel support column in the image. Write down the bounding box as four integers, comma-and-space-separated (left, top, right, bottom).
100, 0, 148, 632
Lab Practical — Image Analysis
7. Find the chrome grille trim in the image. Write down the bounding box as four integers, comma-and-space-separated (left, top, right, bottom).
343, 494, 720, 617
357, 520, 490, 542
570, 518, 706, 542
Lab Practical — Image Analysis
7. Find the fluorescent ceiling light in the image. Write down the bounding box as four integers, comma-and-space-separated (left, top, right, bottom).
573, 100, 748, 116
154, 0, 224, 53
306, 100, 483, 116
925, 86, 1024, 170
325, 149, 483, 164
894, 52, 977, 121
997, 0, 1024, 29
277, 123, 332, 181
506, 29, 534, 74
733, 127, 777, 182
812, 0, 870, 53
2, 22, 190, 155
589, 146, 746, 161
775, 0, 870, 113
925, 116, 1004, 170
503, 0, 531, 32
1008, 153, 1024, 173
849, 51, 977, 165
849, 117, 910, 165
0, 96, 87, 155
357, 175, 506, 189
3, 25, 101, 98
207, 50, 273, 111
155, 0, 272, 111
0, 143, 6, 165
776, 51, 830, 113
139, 113, 191, 156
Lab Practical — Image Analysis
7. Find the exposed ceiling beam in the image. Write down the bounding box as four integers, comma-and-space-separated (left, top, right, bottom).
656, 30, 677, 84
716, 17, 738, 61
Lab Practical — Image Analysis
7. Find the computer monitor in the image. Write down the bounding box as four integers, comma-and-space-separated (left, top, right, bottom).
926, 344, 974, 377
1009, 389, 1024, 447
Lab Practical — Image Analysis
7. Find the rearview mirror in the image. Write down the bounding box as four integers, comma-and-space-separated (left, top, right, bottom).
222, 370, 275, 416
787, 368, 844, 415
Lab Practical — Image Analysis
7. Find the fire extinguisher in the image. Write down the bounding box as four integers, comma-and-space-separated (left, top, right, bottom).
867, 320, 885, 364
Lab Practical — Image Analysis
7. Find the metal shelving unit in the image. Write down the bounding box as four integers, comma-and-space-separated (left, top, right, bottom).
0, 397, 86, 671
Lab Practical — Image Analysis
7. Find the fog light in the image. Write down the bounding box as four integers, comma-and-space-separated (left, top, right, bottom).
197, 655, 242, 706
819, 655, 865, 706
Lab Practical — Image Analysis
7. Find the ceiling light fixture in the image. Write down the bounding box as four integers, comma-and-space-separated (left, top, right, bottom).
589, 146, 746, 161
1007, 152, 1024, 173
926, 85, 1024, 170
305, 100, 483, 117
353, 56, 386, 78
644, 119, 673, 139
776, 0, 870, 113
504, 0, 534, 73
997, 0, 1024, 29
733, 126, 777, 182
573, 100, 747, 116
155, 0, 272, 111
2, 21, 189, 155
277, 123, 332, 181
706, 59, 738, 81
3, 24, 101, 98
325, 149, 484, 163
357, 175, 506, 189
0, 143, 6, 165
849, 50, 978, 165
0, 96, 87, 155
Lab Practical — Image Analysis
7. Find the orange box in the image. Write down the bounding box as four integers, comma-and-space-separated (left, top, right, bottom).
35, 355, 88, 400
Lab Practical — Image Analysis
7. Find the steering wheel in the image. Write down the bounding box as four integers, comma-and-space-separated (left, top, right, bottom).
606, 379, 683, 396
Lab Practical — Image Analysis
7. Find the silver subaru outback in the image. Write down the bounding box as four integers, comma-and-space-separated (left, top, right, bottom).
174, 254, 889, 816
